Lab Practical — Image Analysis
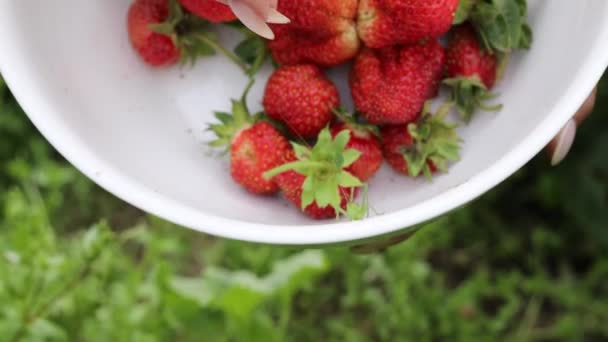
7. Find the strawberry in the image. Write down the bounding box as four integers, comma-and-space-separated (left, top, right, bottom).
264, 128, 368, 220
128, 0, 180, 66
274, 168, 359, 220
357, 0, 459, 49
382, 103, 461, 178
128, 0, 237, 67
209, 81, 291, 195
178, 0, 237, 22
457, 0, 533, 54
268, 0, 360, 67
350, 40, 446, 125
444, 24, 502, 121
331, 110, 383, 182
263, 64, 339, 139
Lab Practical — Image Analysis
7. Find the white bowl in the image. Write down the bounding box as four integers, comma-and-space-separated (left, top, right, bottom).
1, 1, 607, 246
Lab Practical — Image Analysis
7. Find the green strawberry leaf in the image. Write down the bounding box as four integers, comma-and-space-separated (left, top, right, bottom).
315, 179, 340, 209
469, 0, 533, 54
208, 79, 258, 150
332, 130, 351, 153
292, 143, 311, 160
332, 108, 381, 138
443, 76, 503, 122
342, 149, 362, 168
402, 103, 463, 179
301, 176, 315, 209
264, 127, 368, 218
234, 34, 269, 77
338, 171, 363, 188
454, 0, 477, 25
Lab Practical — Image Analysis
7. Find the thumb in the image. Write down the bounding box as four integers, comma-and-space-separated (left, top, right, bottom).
547, 87, 597, 166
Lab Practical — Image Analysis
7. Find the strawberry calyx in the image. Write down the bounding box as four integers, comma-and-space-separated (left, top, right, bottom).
443, 76, 503, 122
462, 0, 532, 55
453, 0, 476, 25
150, 0, 249, 71
208, 79, 261, 150
402, 102, 462, 179
332, 108, 381, 139
263, 127, 368, 220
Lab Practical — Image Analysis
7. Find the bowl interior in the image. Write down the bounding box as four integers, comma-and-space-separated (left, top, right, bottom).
1, 0, 607, 244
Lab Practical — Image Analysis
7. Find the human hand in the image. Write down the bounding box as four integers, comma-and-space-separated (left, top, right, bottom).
546, 87, 597, 166
217, 0, 289, 39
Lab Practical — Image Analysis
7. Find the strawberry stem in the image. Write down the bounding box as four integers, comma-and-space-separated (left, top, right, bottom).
192, 33, 249, 73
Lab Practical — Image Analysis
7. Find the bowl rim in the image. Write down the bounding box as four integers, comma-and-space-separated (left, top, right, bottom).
1, 5, 608, 245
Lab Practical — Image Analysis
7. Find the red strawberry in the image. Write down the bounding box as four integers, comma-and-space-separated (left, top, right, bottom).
209, 82, 291, 195
444, 24, 502, 121
330, 110, 383, 182
178, 0, 237, 22
128, 0, 231, 67
268, 0, 360, 67
382, 103, 461, 178
274, 168, 358, 220
350, 40, 446, 125
264, 128, 367, 220
263, 64, 339, 139
357, 0, 459, 49
128, 0, 180, 66
456, 0, 533, 54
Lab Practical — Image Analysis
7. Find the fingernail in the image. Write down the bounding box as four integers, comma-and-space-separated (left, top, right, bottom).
266, 8, 290, 24
229, 0, 275, 39
551, 119, 577, 166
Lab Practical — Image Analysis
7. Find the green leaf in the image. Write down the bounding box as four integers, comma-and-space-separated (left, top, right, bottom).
338, 171, 363, 188
443, 76, 501, 122
234, 35, 269, 77
292, 143, 311, 160
301, 176, 315, 209
470, 0, 533, 53
454, 0, 477, 24
315, 179, 340, 208
170, 250, 329, 319
28, 319, 68, 341
208, 81, 257, 149
342, 149, 362, 168
332, 130, 351, 153
401, 104, 462, 178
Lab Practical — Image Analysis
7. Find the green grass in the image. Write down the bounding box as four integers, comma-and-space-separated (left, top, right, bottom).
1, 73, 608, 341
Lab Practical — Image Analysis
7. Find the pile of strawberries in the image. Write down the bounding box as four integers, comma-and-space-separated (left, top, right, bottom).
128, 0, 532, 220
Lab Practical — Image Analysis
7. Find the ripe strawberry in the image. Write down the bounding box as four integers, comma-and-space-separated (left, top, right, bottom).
350, 41, 446, 125
263, 64, 339, 139
264, 128, 368, 220
209, 82, 291, 195
128, 0, 230, 67
330, 110, 383, 182
178, 0, 237, 22
444, 24, 502, 121
268, 0, 360, 67
459, 0, 533, 54
274, 168, 359, 220
128, 0, 180, 66
357, 0, 459, 49
382, 103, 461, 178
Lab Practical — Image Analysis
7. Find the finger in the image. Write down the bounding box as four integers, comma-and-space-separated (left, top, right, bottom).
547, 119, 577, 166
229, 0, 275, 39
236, 0, 272, 19
546, 87, 597, 166
267, 8, 290, 24
573, 87, 597, 124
